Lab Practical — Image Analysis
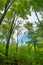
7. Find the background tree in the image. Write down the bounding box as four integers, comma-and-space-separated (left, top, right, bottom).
24, 21, 39, 54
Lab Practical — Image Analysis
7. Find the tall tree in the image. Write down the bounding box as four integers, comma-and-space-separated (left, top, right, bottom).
0, 0, 15, 24
0, 0, 31, 25
5, 15, 15, 58
24, 21, 38, 54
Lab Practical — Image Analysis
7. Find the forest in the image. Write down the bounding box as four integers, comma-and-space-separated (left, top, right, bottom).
0, 0, 43, 65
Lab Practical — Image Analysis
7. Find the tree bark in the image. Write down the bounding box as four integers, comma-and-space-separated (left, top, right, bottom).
5, 17, 14, 58
0, 0, 10, 25
0, 0, 14, 25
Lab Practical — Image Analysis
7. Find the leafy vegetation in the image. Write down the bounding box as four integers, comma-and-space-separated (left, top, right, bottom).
0, 0, 43, 65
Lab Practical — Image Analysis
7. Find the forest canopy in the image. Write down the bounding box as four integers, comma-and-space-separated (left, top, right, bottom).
0, 0, 43, 65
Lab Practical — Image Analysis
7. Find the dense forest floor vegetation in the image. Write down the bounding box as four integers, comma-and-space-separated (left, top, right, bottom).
0, 41, 43, 65
0, 0, 43, 65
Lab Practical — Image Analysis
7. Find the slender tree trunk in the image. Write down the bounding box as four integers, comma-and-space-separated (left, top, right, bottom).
5, 0, 10, 10
0, 0, 10, 25
15, 30, 18, 65
0, 9, 8, 25
16, 30, 18, 53
0, 0, 14, 25
14, 17, 19, 64
5, 18, 14, 58
14, 16, 19, 65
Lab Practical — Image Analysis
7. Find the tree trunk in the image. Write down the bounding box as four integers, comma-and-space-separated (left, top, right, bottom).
0, 0, 10, 25
5, 18, 14, 58
0, 0, 14, 25
16, 30, 18, 52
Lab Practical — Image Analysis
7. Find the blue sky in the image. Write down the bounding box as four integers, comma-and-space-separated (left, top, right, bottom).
18, 33, 31, 45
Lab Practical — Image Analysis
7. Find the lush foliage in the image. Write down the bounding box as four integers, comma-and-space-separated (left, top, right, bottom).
0, 0, 43, 65
0, 42, 43, 65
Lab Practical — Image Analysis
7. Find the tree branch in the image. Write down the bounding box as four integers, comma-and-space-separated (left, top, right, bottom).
35, 11, 41, 23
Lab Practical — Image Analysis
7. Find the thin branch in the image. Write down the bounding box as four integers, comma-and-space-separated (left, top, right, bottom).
35, 11, 41, 23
